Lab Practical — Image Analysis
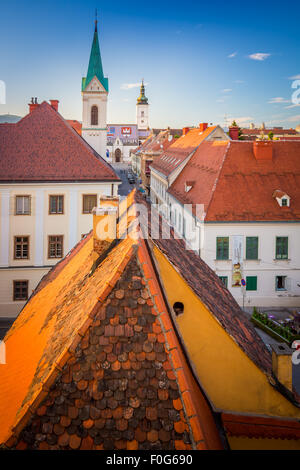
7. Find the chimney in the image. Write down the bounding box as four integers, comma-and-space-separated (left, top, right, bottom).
92, 205, 118, 259
99, 195, 120, 216
229, 125, 239, 140
253, 140, 273, 161
182, 127, 190, 136
28, 97, 39, 113
199, 123, 208, 132
50, 100, 59, 112
271, 343, 293, 392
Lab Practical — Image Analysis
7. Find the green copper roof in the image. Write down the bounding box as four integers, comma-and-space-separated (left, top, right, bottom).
137, 80, 148, 105
82, 22, 108, 92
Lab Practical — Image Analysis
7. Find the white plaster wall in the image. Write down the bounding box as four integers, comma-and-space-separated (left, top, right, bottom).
0, 182, 117, 317
136, 104, 149, 130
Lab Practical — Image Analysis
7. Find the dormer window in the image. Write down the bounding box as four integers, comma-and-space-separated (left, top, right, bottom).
185, 181, 195, 193
272, 190, 290, 207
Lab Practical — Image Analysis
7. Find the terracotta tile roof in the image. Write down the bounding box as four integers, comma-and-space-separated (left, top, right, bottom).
66, 120, 82, 135
143, 130, 176, 153
241, 128, 298, 136
0, 192, 223, 450
0, 102, 119, 182
150, 126, 217, 177
135, 191, 272, 375
222, 412, 300, 440
168, 140, 300, 221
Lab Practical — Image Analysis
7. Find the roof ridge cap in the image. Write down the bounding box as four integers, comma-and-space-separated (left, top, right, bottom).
205, 141, 231, 219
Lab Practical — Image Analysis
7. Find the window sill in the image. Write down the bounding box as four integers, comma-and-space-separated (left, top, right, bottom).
214, 259, 231, 262
244, 258, 261, 262
273, 258, 291, 261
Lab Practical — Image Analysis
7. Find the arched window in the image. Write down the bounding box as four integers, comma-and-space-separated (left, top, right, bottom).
173, 302, 184, 316
91, 106, 98, 126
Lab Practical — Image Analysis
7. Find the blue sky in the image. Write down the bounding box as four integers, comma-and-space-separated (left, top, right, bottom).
1, 0, 300, 128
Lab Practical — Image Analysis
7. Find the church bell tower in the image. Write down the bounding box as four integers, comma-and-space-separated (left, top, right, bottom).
82, 15, 108, 159
136, 80, 149, 130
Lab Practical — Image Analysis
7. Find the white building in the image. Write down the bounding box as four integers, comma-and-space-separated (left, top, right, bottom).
0, 99, 120, 317
150, 123, 229, 220
166, 139, 300, 308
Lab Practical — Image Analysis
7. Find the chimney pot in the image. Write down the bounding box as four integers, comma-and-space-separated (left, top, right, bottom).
28, 98, 39, 114
199, 122, 208, 132
92, 199, 119, 258
229, 126, 239, 140
253, 140, 273, 160
182, 127, 190, 136
50, 99, 59, 112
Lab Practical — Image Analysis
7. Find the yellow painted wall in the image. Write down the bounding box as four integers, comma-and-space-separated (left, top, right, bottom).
153, 246, 300, 419
228, 436, 300, 450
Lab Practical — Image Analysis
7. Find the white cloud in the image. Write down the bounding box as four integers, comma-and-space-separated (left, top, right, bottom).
222, 88, 232, 93
235, 116, 254, 125
289, 74, 300, 80
285, 103, 300, 109
228, 52, 237, 58
120, 82, 148, 90
268, 97, 291, 104
286, 115, 300, 122
248, 53, 270, 61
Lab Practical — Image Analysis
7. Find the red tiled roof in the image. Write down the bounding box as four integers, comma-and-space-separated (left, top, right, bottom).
241, 128, 298, 136
168, 140, 300, 221
150, 126, 217, 177
66, 119, 82, 135
0, 102, 119, 182
222, 412, 300, 440
143, 130, 176, 153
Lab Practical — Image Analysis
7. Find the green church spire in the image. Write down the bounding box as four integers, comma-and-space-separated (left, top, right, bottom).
82, 15, 108, 92
137, 80, 148, 105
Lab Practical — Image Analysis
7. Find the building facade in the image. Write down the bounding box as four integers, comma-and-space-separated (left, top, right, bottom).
166, 139, 300, 308
150, 123, 229, 220
0, 100, 120, 317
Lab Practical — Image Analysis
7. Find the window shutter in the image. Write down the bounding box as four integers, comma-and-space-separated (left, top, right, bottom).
246, 276, 257, 291
246, 237, 258, 260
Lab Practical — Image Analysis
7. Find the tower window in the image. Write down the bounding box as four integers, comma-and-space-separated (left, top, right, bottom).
91, 105, 98, 126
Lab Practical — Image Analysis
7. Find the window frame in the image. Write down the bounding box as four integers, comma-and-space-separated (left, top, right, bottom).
49, 195, 64, 215
216, 237, 229, 260
275, 275, 287, 291
14, 235, 30, 260
15, 195, 31, 215
219, 276, 228, 288
13, 280, 29, 301
91, 105, 98, 126
48, 235, 64, 259
275, 236, 288, 260
246, 236, 259, 260
82, 194, 97, 214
